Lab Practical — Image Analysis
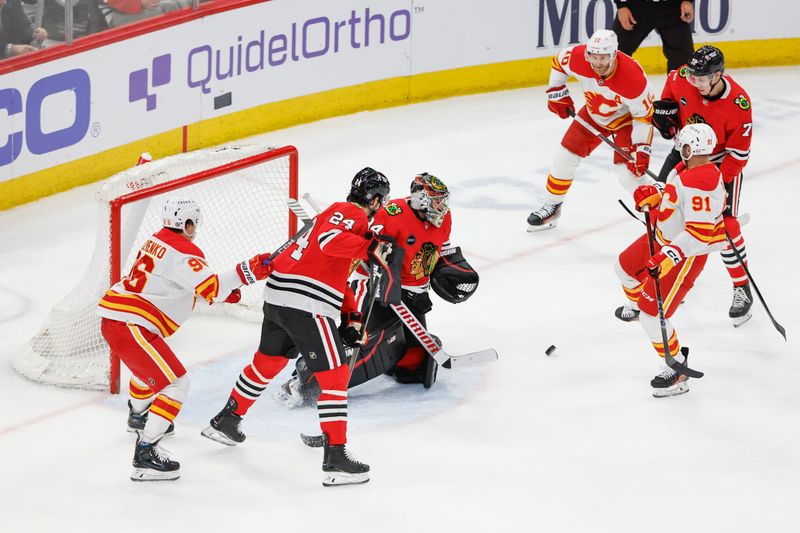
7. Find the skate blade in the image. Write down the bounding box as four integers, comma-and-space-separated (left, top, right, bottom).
526, 222, 558, 233
652, 382, 689, 398
200, 426, 241, 446
127, 426, 175, 436
322, 471, 370, 487
732, 312, 752, 328
130, 467, 180, 482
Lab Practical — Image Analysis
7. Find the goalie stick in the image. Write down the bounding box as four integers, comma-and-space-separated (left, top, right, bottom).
286, 197, 498, 370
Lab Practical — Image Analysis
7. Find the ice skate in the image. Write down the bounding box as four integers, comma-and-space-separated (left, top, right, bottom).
272, 375, 307, 409
127, 400, 174, 436
729, 283, 753, 327
526, 202, 562, 232
322, 439, 370, 487
614, 302, 640, 322
130, 435, 180, 482
201, 400, 246, 446
650, 365, 689, 398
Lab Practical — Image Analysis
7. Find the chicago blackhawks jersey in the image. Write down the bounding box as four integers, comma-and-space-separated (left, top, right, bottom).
265, 201, 370, 319
98, 228, 242, 337
662, 67, 752, 183
370, 198, 452, 292
550, 44, 655, 145
655, 162, 726, 257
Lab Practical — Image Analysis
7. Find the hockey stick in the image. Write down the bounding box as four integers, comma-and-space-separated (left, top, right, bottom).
617, 199, 751, 228
644, 208, 704, 378
287, 197, 498, 369
723, 232, 786, 340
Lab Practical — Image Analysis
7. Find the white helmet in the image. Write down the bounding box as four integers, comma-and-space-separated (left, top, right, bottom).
677, 123, 717, 158
586, 29, 618, 57
163, 198, 202, 232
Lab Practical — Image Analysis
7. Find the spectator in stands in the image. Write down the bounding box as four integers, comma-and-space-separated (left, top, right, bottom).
101, 0, 190, 28
612, 0, 694, 72
1, 0, 47, 58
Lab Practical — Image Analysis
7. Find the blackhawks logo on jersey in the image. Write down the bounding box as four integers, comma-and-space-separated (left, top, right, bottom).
735, 94, 750, 110
385, 202, 402, 216
410, 242, 439, 280
678, 66, 688, 78
686, 113, 706, 125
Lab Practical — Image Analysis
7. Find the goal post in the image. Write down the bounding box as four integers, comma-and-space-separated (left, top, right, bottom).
14, 144, 299, 393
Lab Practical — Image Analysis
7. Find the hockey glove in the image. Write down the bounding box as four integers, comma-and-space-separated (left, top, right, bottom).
633, 183, 663, 212
367, 232, 395, 269
237, 253, 273, 285
645, 245, 684, 279
546, 85, 574, 119
338, 312, 365, 346
626, 144, 652, 178
652, 100, 680, 140
224, 288, 242, 304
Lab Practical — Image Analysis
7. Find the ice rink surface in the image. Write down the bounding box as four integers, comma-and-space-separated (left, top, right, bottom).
1, 66, 798, 532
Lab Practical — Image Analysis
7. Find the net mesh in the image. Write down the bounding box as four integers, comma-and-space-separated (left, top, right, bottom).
13, 145, 295, 391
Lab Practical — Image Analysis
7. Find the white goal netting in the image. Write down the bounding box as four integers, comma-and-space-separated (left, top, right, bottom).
13, 144, 296, 391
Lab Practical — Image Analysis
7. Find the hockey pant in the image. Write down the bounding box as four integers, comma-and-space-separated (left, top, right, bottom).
616, 234, 709, 358
543, 106, 651, 205
100, 318, 188, 441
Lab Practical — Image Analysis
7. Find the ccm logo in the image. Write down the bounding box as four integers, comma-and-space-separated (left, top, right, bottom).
0, 69, 91, 166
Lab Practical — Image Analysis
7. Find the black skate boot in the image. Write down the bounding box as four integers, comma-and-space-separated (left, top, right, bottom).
614, 302, 640, 322
650, 365, 689, 398
130, 435, 180, 481
729, 283, 753, 327
322, 439, 370, 487
127, 401, 174, 436
200, 398, 246, 446
526, 202, 562, 232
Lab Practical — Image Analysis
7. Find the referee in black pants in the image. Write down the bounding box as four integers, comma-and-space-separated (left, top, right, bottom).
613, 0, 695, 72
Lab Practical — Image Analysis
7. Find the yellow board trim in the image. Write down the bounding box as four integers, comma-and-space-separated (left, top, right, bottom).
2, 37, 798, 211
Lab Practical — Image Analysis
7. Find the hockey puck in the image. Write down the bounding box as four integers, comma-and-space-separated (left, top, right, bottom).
545, 345, 556, 356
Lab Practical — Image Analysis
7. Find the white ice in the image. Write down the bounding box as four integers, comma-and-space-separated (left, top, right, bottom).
1, 67, 799, 533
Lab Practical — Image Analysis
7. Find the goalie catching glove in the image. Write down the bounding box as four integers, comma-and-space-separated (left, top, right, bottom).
430, 247, 479, 304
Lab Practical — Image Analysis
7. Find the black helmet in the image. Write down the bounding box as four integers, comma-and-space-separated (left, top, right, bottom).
349, 167, 390, 205
687, 45, 725, 77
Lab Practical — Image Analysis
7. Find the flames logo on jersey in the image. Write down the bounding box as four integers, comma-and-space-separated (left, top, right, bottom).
584, 92, 622, 117
735, 94, 750, 110
385, 202, 402, 216
410, 242, 439, 280
686, 113, 706, 125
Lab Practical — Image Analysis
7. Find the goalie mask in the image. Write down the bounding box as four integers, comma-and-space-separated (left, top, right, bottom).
430, 247, 479, 304
409, 173, 450, 227
163, 198, 202, 234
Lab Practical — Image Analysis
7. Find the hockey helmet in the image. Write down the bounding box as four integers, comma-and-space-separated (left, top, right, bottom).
585, 29, 618, 58
687, 45, 725, 77
163, 198, 202, 233
350, 167, 390, 206
409, 173, 450, 227
677, 123, 718, 159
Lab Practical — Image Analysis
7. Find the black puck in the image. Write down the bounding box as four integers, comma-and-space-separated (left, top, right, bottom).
545, 345, 556, 356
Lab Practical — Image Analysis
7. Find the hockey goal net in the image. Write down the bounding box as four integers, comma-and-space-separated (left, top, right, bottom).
14, 144, 298, 393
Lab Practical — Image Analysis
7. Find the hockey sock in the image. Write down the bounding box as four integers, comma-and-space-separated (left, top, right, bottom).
315, 365, 349, 446
129, 375, 154, 413
543, 147, 581, 204
640, 313, 684, 362
395, 347, 426, 371
142, 376, 188, 443
721, 218, 748, 286
230, 352, 288, 416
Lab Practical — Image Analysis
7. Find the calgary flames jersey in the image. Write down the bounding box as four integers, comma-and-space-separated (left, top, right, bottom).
98, 228, 242, 338
655, 162, 727, 257
662, 67, 752, 183
550, 44, 655, 145
265, 201, 370, 319
370, 198, 452, 292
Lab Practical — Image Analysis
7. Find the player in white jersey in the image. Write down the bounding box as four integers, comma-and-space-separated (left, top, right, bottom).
527, 29, 656, 231
615, 124, 726, 397
98, 198, 273, 481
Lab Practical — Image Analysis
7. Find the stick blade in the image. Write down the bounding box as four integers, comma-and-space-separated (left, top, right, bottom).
444, 349, 498, 369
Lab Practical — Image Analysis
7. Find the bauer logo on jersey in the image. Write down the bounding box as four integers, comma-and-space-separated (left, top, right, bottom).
385, 202, 402, 216
686, 113, 706, 125
735, 94, 750, 111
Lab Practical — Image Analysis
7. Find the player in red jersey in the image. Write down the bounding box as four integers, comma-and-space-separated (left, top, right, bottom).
527, 29, 655, 231
616, 124, 726, 397
202, 168, 394, 487
652, 45, 754, 326
274, 173, 479, 406
98, 198, 273, 481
